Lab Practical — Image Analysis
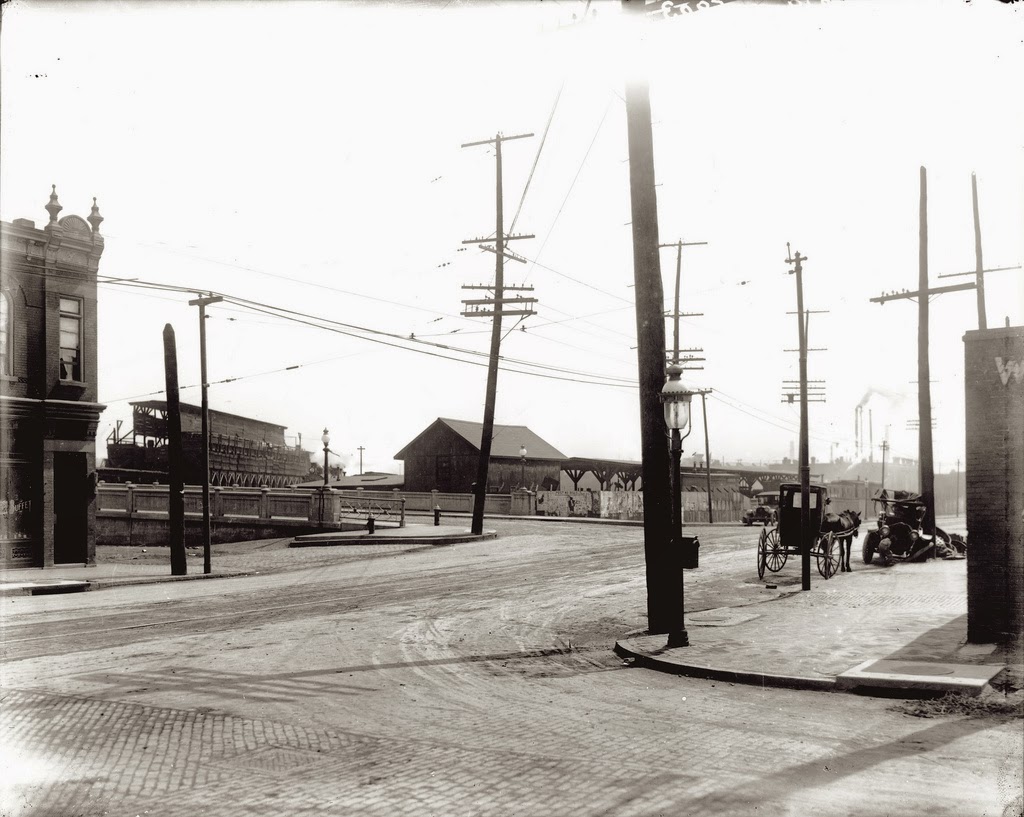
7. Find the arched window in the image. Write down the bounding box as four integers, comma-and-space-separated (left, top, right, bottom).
0, 291, 11, 376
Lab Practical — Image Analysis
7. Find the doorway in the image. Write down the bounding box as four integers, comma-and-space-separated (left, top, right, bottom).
53, 452, 88, 564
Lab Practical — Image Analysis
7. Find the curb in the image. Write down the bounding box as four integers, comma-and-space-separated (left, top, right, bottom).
83, 570, 256, 590
613, 640, 838, 693
290, 531, 498, 547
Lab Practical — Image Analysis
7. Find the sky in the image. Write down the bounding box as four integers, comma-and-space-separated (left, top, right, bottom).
2, 0, 1022, 478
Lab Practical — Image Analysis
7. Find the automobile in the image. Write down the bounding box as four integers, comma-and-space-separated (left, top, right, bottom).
743, 490, 780, 526
742, 505, 778, 526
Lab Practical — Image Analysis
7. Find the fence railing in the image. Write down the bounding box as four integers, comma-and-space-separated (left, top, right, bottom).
96, 484, 405, 527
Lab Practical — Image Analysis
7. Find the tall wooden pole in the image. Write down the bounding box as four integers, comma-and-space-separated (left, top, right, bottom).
470, 137, 505, 536
163, 324, 187, 576
918, 166, 936, 538
189, 295, 221, 575
972, 173, 987, 330
700, 390, 713, 523
623, 5, 676, 633
792, 248, 811, 591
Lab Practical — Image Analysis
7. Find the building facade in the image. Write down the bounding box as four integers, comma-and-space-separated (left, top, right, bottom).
1, 188, 106, 567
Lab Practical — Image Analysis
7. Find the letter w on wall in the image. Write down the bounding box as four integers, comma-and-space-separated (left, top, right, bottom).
995, 357, 1024, 386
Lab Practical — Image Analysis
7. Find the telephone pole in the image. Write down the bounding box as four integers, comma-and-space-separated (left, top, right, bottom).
785, 245, 819, 591
461, 131, 534, 536
698, 389, 713, 523
357, 446, 365, 476
880, 439, 889, 492
162, 324, 187, 577
188, 294, 222, 575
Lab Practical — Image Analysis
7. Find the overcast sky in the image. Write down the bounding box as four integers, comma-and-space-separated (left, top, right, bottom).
2, 0, 1022, 476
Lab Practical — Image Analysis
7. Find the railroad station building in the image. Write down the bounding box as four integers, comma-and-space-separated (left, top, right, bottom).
395, 418, 565, 494
0, 187, 106, 568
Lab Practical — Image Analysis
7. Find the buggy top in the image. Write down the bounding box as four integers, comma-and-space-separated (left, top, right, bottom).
872, 489, 926, 527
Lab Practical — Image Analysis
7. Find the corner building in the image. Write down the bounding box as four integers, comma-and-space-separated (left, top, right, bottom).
0, 187, 106, 567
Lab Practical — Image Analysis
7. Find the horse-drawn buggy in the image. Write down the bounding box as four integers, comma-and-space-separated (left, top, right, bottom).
861, 489, 966, 565
756, 483, 862, 581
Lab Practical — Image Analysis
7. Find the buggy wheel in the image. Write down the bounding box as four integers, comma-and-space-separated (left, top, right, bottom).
862, 530, 878, 564
757, 528, 768, 579
763, 528, 786, 573
816, 532, 839, 579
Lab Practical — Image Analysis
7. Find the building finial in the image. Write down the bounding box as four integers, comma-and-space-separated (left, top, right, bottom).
88, 197, 104, 233
45, 184, 63, 223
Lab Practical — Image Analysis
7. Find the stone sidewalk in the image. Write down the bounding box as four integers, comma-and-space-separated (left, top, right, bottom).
616, 557, 1021, 697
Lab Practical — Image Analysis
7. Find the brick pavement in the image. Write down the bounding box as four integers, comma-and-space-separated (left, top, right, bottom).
2, 519, 1021, 816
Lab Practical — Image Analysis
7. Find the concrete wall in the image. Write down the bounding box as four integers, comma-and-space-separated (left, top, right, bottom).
964, 326, 1024, 643
95, 484, 405, 546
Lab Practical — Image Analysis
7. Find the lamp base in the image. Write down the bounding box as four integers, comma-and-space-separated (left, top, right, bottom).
667, 629, 690, 648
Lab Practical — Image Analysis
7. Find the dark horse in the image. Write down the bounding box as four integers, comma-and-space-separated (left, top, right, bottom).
821, 509, 863, 572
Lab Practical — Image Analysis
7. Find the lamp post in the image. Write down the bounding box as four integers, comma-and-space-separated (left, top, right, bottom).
320, 429, 330, 525
660, 361, 693, 647
519, 444, 527, 490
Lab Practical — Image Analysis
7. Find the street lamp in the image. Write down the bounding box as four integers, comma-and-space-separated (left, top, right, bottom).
519, 444, 527, 489
321, 429, 331, 488
320, 428, 330, 526
660, 361, 693, 647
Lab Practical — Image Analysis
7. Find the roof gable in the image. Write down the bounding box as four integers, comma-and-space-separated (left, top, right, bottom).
395, 417, 566, 461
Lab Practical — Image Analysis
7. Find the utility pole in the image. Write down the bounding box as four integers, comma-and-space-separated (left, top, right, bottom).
659, 237, 707, 532
188, 294, 222, 575
870, 167, 979, 539
699, 389, 713, 523
162, 324, 187, 577
357, 446, 365, 476
972, 173, 986, 330
461, 131, 534, 536
880, 439, 889, 492
785, 245, 817, 591
622, 0, 677, 635
659, 239, 706, 368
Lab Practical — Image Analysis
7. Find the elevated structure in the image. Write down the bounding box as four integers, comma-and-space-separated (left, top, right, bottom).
104, 400, 311, 487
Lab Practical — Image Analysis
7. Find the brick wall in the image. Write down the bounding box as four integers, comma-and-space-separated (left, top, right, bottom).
963, 326, 1024, 643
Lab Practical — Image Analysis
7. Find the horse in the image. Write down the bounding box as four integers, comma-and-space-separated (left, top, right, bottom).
821, 509, 862, 572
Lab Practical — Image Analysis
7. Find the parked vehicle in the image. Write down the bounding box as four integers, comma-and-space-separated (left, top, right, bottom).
861, 489, 966, 564
742, 490, 779, 526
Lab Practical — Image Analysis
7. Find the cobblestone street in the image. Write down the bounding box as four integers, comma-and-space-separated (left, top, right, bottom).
2, 520, 1020, 816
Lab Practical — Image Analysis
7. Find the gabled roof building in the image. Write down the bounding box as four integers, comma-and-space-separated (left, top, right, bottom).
395, 417, 565, 493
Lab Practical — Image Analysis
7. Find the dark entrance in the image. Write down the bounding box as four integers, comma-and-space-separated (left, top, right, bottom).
53, 452, 89, 564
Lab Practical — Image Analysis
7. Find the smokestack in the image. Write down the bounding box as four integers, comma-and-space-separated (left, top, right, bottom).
869, 409, 874, 462
854, 406, 858, 460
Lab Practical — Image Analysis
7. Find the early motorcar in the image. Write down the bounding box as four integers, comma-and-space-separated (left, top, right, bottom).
742, 492, 779, 526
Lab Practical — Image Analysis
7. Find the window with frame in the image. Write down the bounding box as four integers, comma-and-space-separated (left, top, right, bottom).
0, 291, 11, 376
59, 296, 83, 381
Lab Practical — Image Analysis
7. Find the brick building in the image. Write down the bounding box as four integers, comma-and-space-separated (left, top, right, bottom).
964, 325, 1024, 643
0, 187, 106, 568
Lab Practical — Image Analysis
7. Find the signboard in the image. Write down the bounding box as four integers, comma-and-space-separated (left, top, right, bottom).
1, 461, 38, 567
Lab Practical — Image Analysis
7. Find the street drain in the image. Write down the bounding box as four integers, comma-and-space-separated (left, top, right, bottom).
211, 746, 333, 775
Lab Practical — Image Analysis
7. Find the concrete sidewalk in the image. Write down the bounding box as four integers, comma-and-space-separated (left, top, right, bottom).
615, 557, 1021, 697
